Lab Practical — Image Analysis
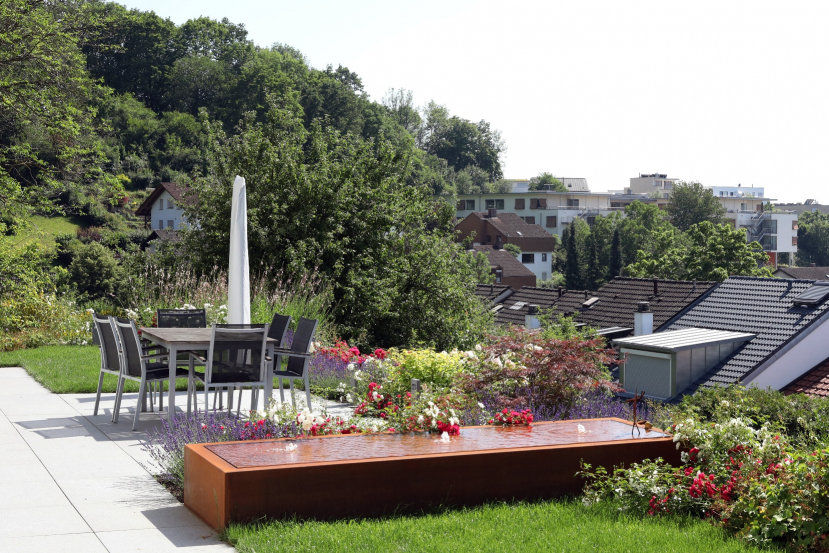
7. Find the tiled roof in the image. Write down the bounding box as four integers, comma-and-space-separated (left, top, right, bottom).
475, 284, 512, 303
774, 267, 829, 280
473, 246, 536, 278
556, 278, 718, 331
493, 277, 717, 329
469, 212, 552, 238
783, 358, 829, 398
666, 277, 829, 392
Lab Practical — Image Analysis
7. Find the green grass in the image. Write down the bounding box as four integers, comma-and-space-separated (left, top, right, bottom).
0, 345, 192, 394
11, 214, 85, 249
225, 500, 773, 553
0, 345, 306, 395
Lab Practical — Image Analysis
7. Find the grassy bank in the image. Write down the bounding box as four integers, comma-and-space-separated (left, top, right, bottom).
225, 499, 770, 553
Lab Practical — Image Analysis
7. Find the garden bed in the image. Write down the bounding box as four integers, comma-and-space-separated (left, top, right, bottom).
184, 417, 680, 530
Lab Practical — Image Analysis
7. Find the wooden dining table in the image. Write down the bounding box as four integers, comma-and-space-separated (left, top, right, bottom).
139, 327, 279, 422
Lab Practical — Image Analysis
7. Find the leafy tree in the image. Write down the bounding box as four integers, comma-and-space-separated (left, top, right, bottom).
564, 223, 582, 289
459, 250, 495, 284
585, 235, 602, 290
667, 181, 726, 231
0, 0, 105, 231
504, 243, 521, 258
609, 227, 623, 278
382, 88, 421, 135
529, 172, 566, 192
69, 242, 122, 299
796, 211, 829, 266
184, 96, 491, 348
618, 201, 677, 265
626, 221, 771, 282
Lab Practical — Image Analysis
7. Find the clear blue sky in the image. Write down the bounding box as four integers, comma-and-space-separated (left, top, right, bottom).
123, 0, 828, 203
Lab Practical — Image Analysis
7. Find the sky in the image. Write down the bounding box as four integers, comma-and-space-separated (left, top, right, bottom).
123, 0, 829, 203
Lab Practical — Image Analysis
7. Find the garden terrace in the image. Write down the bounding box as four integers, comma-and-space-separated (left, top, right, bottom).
184, 418, 679, 530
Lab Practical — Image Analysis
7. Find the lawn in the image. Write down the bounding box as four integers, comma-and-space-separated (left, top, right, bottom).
10, 214, 85, 249
0, 345, 192, 393
225, 499, 770, 553
0, 345, 302, 395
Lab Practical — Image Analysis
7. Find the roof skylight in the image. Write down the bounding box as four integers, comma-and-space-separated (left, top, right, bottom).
793, 282, 829, 306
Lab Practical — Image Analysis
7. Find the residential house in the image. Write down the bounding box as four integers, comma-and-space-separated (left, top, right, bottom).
492, 277, 717, 335
140, 229, 183, 253
472, 245, 536, 288
614, 277, 829, 401
773, 266, 829, 280
135, 182, 189, 231
454, 211, 556, 281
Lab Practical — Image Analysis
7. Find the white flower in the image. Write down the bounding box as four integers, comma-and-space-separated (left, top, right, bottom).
347, 363, 357, 372
301, 420, 313, 431
533, 345, 543, 353
354, 370, 363, 381
477, 402, 485, 409
85, 308, 94, 314
417, 415, 425, 425
81, 340, 87, 346
465, 351, 476, 359
345, 393, 354, 403
475, 344, 482, 351
204, 303, 212, 308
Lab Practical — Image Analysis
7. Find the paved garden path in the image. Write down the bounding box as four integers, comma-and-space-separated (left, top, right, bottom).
0, 366, 285, 553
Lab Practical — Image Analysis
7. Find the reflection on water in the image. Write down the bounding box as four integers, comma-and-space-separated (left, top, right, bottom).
206, 419, 667, 469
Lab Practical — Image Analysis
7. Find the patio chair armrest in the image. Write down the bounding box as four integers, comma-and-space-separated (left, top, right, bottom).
189, 352, 207, 364
271, 347, 312, 357
265, 356, 272, 362
141, 353, 170, 361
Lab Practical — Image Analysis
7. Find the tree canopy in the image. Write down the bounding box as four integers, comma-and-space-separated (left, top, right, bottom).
667, 181, 726, 231
529, 172, 566, 192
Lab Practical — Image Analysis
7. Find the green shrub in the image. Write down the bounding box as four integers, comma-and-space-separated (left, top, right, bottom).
383, 348, 467, 394
68, 242, 123, 300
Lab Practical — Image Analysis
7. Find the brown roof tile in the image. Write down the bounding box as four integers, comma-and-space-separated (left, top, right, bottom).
469, 212, 552, 238
783, 358, 829, 398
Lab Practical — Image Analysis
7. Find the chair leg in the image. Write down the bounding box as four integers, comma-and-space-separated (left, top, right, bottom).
250, 386, 257, 413
236, 387, 243, 416
204, 386, 210, 414
227, 387, 234, 414
279, 378, 285, 404
93, 371, 105, 416
134, 379, 147, 431
304, 372, 312, 412
289, 379, 296, 408
112, 375, 126, 423
159, 380, 163, 412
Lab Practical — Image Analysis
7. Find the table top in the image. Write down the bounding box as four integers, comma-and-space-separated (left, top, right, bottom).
140, 327, 278, 346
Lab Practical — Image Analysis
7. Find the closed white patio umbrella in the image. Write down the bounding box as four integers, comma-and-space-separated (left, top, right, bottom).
227, 175, 250, 324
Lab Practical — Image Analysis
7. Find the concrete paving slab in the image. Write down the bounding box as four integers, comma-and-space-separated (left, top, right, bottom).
0, 505, 91, 538
0, 394, 80, 417
0, 366, 35, 379
74, 499, 208, 533
0, 479, 73, 509
0, 377, 50, 395
57, 474, 173, 506
0, 533, 108, 553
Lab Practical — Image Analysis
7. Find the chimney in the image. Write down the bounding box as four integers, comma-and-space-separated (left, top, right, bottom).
557, 286, 563, 298
487, 207, 497, 218
634, 301, 653, 336
494, 236, 503, 250
653, 278, 658, 296
525, 305, 541, 329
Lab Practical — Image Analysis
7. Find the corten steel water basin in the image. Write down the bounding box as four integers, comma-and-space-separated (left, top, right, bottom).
184, 417, 680, 530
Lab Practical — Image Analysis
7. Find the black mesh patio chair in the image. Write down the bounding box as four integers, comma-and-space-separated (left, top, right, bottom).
112, 317, 192, 430
271, 317, 318, 409
190, 324, 270, 415
92, 313, 121, 420
151, 308, 208, 409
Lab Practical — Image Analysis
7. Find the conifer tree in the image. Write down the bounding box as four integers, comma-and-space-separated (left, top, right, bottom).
564, 224, 582, 289
586, 235, 602, 290
609, 227, 623, 278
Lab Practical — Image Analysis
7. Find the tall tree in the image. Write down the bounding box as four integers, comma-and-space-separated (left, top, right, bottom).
184, 96, 491, 348
586, 235, 602, 290
564, 223, 582, 289
667, 181, 726, 231
609, 227, 623, 278
795, 211, 829, 266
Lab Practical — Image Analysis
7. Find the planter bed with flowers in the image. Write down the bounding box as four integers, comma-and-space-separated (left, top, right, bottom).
184, 417, 680, 530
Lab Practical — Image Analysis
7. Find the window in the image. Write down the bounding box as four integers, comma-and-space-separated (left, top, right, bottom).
495, 270, 502, 283
167, 220, 174, 229
720, 191, 724, 196
485, 199, 504, 210
465, 200, 475, 210
521, 253, 535, 264
515, 198, 525, 209
157, 220, 163, 230
541, 253, 547, 262
792, 236, 798, 246
546, 216, 557, 228
530, 199, 538, 209
486, 235, 492, 243
524, 216, 535, 225
537, 198, 547, 208
730, 192, 734, 196
541, 272, 547, 280
159, 198, 164, 210
456, 200, 464, 210
566, 199, 579, 207
793, 220, 799, 230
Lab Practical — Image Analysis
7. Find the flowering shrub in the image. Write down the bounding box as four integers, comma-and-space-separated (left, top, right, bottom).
455, 327, 619, 417
383, 348, 467, 395
490, 408, 533, 426
0, 292, 92, 351
581, 414, 829, 549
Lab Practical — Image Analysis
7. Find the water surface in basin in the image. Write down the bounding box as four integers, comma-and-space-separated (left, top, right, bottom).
206, 419, 668, 469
